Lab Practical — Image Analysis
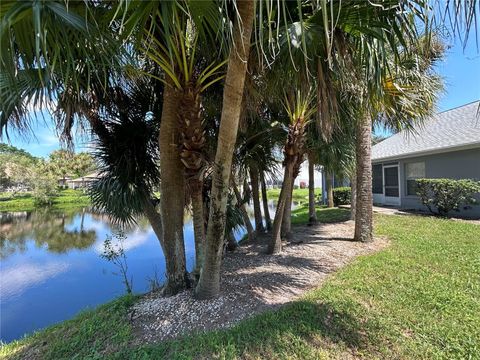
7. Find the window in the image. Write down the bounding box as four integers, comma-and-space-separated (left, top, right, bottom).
405, 162, 425, 195
372, 164, 383, 194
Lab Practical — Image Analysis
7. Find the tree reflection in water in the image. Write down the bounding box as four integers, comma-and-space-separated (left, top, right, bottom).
0, 208, 97, 258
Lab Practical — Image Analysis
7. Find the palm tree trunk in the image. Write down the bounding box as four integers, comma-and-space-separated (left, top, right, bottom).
159, 81, 187, 295
260, 171, 272, 231
194, 0, 255, 299
282, 158, 301, 239
177, 81, 206, 277
232, 177, 255, 241
242, 177, 250, 201
354, 114, 373, 242
281, 179, 294, 239
350, 172, 357, 221
326, 172, 334, 208
268, 161, 294, 254
250, 165, 264, 234
308, 152, 317, 225
190, 180, 205, 276
143, 198, 164, 251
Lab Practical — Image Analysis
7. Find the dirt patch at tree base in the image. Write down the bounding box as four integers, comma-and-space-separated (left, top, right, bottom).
130, 220, 389, 344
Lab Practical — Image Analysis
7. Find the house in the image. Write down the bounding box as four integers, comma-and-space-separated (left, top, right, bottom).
293, 161, 323, 189
264, 162, 323, 189
371, 100, 480, 218
67, 172, 101, 190
57, 176, 73, 188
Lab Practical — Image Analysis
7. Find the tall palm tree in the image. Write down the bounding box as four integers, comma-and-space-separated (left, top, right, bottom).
352, 36, 444, 242
283, 1, 442, 243
143, 3, 228, 278
195, 0, 256, 299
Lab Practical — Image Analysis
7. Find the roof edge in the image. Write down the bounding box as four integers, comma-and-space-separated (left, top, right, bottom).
436, 99, 480, 115
372, 141, 480, 163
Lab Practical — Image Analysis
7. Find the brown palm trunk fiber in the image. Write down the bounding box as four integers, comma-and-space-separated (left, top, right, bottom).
159, 81, 187, 295
354, 114, 373, 242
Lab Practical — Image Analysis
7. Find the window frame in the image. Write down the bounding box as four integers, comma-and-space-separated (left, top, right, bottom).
372, 164, 383, 194
405, 161, 425, 196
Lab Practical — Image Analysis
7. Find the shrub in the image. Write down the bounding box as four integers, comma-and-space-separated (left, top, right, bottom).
333, 187, 351, 205
31, 171, 58, 206
416, 178, 480, 216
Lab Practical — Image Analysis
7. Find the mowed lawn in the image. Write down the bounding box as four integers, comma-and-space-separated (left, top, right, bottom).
2, 213, 479, 359
267, 187, 322, 205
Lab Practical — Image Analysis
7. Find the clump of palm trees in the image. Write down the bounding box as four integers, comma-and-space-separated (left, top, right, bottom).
0, 0, 475, 300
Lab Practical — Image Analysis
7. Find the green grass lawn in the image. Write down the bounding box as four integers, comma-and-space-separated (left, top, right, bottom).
0, 189, 90, 212
2, 212, 479, 359
266, 187, 322, 204
291, 203, 351, 224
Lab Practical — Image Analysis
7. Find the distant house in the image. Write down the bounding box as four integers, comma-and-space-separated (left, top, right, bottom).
293, 162, 323, 189
58, 176, 73, 188
264, 162, 323, 189
371, 100, 480, 217
67, 172, 101, 190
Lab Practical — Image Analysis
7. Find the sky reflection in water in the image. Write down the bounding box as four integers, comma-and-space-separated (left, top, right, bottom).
0, 208, 200, 342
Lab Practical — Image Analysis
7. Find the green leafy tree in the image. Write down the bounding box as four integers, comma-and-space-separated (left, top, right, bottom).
0, 145, 38, 192
31, 161, 58, 205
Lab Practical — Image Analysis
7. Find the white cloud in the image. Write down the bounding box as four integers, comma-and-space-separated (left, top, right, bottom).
93, 229, 153, 254
0, 261, 70, 298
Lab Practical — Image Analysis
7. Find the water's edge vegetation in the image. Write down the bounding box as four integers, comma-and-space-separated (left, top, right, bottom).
0, 190, 90, 212
2, 211, 478, 360
0, 188, 320, 213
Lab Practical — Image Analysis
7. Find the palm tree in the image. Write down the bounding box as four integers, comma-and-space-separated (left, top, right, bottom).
352, 36, 444, 242
268, 89, 315, 254
0, 1, 123, 137
313, 114, 356, 211
195, 0, 256, 299
83, 78, 171, 270
235, 112, 283, 237
142, 3, 228, 278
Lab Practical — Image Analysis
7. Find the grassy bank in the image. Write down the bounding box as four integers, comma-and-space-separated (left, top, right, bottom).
2, 211, 479, 359
0, 189, 90, 212
266, 187, 322, 205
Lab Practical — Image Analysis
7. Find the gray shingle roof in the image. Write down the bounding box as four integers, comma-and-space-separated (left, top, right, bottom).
372, 100, 480, 161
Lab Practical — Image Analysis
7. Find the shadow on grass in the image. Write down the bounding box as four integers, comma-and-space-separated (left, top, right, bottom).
124, 298, 383, 359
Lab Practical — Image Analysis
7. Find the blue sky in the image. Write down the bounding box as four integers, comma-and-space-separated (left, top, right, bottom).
1, 36, 479, 158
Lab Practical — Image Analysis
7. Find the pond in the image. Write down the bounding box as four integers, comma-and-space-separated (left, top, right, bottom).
0, 204, 279, 343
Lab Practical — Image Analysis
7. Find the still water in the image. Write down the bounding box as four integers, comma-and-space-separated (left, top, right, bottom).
0, 207, 260, 343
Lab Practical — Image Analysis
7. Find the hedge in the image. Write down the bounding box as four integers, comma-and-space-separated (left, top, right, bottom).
333, 187, 351, 205
416, 178, 480, 216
